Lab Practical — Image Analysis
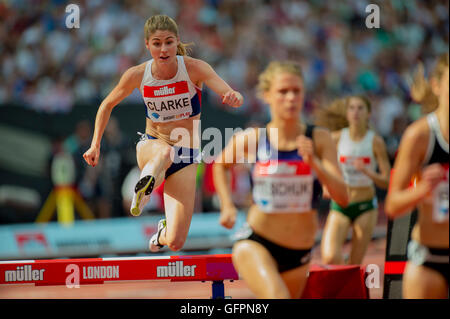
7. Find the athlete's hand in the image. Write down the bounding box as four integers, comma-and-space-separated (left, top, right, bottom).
83, 145, 100, 167
219, 203, 238, 229
222, 90, 243, 108
297, 135, 315, 165
419, 163, 446, 194
352, 158, 367, 173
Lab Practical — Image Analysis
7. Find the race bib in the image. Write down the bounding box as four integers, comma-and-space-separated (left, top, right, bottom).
252, 161, 313, 213
339, 156, 373, 187
433, 164, 449, 223
143, 81, 193, 122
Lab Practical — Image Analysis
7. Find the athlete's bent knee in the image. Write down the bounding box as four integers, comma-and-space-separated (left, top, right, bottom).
166, 237, 186, 252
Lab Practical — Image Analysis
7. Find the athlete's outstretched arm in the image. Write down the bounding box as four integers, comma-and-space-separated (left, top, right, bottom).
385, 123, 445, 218
213, 129, 255, 229
298, 128, 349, 208
188, 58, 243, 108
83, 66, 142, 167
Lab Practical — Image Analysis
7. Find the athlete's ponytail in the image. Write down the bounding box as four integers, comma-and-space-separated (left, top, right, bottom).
315, 98, 348, 132
315, 95, 372, 132
411, 52, 449, 113
144, 15, 194, 56
176, 42, 191, 56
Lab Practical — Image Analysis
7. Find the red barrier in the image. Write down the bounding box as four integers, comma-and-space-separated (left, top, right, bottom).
1, 256, 369, 299
302, 265, 368, 299
0, 255, 238, 298
0, 255, 238, 286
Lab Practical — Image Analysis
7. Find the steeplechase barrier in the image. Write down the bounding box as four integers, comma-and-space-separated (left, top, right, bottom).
0, 254, 372, 299
0, 254, 238, 299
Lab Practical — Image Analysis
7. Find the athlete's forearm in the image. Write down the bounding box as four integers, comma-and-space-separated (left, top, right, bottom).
363, 169, 390, 189
310, 156, 349, 207
385, 182, 430, 218
212, 163, 235, 208
196, 59, 233, 97
90, 102, 114, 148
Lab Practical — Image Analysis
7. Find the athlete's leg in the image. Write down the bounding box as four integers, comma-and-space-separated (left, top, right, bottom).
232, 240, 291, 299
403, 262, 448, 299
157, 163, 198, 251
321, 210, 351, 264
348, 208, 378, 265
132, 138, 172, 215
136, 138, 173, 187
280, 263, 310, 299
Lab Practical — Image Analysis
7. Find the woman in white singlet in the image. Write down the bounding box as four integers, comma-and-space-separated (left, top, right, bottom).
213, 61, 348, 299
83, 15, 243, 253
386, 53, 449, 298
316, 96, 391, 265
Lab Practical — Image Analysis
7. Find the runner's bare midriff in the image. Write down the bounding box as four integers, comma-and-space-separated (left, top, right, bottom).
347, 185, 375, 203
412, 200, 449, 248
145, 114, 201, 148
247, 204, 318, 250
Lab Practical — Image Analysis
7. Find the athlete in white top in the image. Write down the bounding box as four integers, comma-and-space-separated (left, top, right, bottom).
337, 128, 377, 188
83, 15, 243, 253
317, 95, 391, 265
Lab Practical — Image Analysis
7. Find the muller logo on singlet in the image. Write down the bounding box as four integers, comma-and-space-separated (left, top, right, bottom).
156, 261, 197, 278
154, 86, 175, 96
144, 81, 188, 98
4, 265, 45, 282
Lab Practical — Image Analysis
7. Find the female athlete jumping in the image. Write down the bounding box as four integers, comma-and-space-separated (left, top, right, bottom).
83, 15, 243, 252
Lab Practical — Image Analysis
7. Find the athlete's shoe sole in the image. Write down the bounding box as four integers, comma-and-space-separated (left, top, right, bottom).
130, 175, 155, 217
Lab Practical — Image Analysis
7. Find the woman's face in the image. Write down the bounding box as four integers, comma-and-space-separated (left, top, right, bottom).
346, 97, 370, 127
264, 72, 304, 120
145, 30, 179, 64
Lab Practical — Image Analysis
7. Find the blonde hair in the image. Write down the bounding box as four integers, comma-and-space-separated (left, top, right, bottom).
144, 15, 193, 56
257, 61, 304, 99
411, 52, 449, 113
315, 95, 372, 132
